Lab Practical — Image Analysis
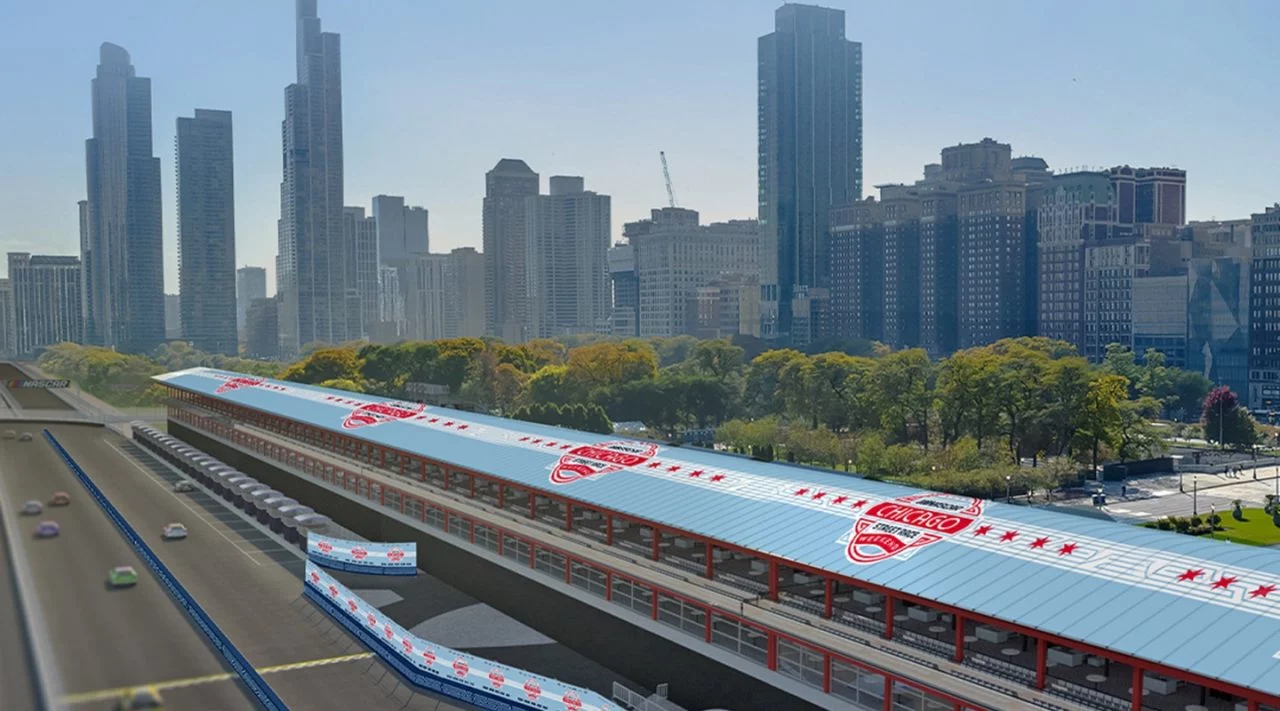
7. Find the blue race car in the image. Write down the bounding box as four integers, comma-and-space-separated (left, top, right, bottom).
34, 520, 60, 538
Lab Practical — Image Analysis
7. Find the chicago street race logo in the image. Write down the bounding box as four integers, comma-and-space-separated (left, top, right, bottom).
549, 441, 659, 485
215, 376, 265, 394
845, 492, 984, 564
341, 401, 427, 430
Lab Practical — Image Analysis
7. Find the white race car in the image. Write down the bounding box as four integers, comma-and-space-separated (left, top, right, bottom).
162, 523, 188, 540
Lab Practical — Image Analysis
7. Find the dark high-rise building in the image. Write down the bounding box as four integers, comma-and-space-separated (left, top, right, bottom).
758, 3, 862, 342
372, 195, 429, 264
8, 254, 83, 357
918, 191, 960, 357
245, 297, 279, 360
1249, 205, 1280, 409
1107, 166, 1187, 226
176, 109, 237, 355
829, 200, 884, 342
1036, 172, 1116, 353
236, 266, 267, 334
342, 207, 378, 340
957, 181, 1034, 349
483, 158, 539, 342
83, 42, 164, 354
277, 0, 347, 357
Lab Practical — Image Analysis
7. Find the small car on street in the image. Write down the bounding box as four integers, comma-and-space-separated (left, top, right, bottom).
49, 492, 71, 506
21, 500, 42, 515
2, 430, 14, 439
34, 521, 60, 538
107, 566, 138, 588
161, 523, 188, 540
117, 685, 163, 709
18, 432, 32, 442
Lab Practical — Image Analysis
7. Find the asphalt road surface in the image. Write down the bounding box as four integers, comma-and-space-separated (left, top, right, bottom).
52, 425, 458, 710
0, 493, 38, 711
0, 426, 258, 710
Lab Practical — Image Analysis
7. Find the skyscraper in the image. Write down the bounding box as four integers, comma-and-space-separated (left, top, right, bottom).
758, 3, 862, 341
277, 0, 347, 357
0, 279, 15, 358
342, 207, 378, 339
525, 176, 612, 339
83, 42, 164, 354
372, 195, 429, 264
8, 254, 83, 357
483, 159, 539, 341
177, 109, 237, 355
236, 266, 267, 334
1036, 171, 1116, 353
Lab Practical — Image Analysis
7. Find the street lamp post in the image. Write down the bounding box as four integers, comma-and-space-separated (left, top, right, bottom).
1193, 477, 1198, 517
1005, 475, 1012, 503
1209, 504, 1216, 540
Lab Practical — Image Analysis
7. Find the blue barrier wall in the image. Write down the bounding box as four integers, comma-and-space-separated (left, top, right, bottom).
307, 532, 417, 576
42, 430, 290, 711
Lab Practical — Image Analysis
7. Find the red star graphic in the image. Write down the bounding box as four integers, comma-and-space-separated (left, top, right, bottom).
1029, 537, 1049, 549
667, 465, 681, 472
443, 421, 454, 427
710, 474, 725, 482
544, 441, 557, 447
1057, 543, 1077, 556
832, 496, 849, 505
1249, 584, 1277, 599
429, 418, 440, 424
851, 500, 867, 508
519, 436, 530, 442
457, 424, 469, 430
999, 531, 1019, 542
647, 462, 662, 469
1211, 575, 1238, 590
794, 488, 809, 496
530, 438, 541, 444
688, 470, 703, 478
560, 444, 572, 449
973, 525, 992, 536
1177, 569, 1204, 582
812, 491, 826, 500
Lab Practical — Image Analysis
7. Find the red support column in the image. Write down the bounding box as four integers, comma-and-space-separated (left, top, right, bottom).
498, 484, 506, 509
651, 589, 659, 621
823, 577, 834, 619
380, 448, 386, 468
605, 571, 613, 601
1035, 637, 1047, 689
704, 611, 712, 643
442, 470, 450, 491
882, 676, 893, 711
470, 476, 476, 499
768, 560, 779, 602
420, 460, 427, 482
822, 654, 831, 693
1248, 700, 1259, 711
954, 614, 966, 663
1130, 667, 1143, 711
767, 633, 778, 671
884, 596, 895, 639
565, 503, 573, 531
529, 493, 536, 519
705, 542, 715, 580
605, 514, 614, 546
651, 527, 661, 561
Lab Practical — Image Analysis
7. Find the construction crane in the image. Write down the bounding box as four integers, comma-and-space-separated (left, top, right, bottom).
659, 151, 677, 208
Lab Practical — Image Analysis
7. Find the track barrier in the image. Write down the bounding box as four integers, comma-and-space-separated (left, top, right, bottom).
42, 429, 291, 711
306, 532, 417, 575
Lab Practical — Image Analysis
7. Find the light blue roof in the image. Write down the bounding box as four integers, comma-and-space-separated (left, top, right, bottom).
157, 368, 1280, 699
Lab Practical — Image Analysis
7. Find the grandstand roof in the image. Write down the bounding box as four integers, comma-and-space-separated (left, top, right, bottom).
157, 367, 1280, 698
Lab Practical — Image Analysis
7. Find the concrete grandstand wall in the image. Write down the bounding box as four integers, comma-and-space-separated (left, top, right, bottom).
171, 422, 825, 711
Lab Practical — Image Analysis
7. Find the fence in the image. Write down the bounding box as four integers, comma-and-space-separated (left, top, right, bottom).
42, 429, 290, 711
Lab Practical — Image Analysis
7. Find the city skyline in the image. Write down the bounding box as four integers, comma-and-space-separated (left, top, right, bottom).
1, 1, 1275, 294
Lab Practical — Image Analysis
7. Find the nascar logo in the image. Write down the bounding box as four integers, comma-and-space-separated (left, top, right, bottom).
549, 441, 658, 485
846, 492, 984, 564
342, 401, 426, 430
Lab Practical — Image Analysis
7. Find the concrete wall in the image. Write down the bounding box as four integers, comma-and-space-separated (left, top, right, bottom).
172, 423, 825, 711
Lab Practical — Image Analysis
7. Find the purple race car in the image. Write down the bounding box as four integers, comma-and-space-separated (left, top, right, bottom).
34, 520, 60, 538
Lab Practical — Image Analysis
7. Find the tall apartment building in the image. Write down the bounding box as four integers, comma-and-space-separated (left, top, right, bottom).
1108, 165, 1187, 226
400, 247, 485, 342
8, 254, 83, 357
245, 297, 279, 360
1132, 275, 1188, 368
688, 274, 762, 340
1082, 224, 1183, 361
176, 109, 237, 355
629, 207, 760, 338
0, 279, 15, 357
236, 266, 267, 334
483, 159, 539, 342
277, 0, 347, 356
758, 3, 862, 342
918, 191, 960, 357
829, 192, 922, 348
608, 243, 638, 337
1249, 205, 1280, 409
372, 195, 429, 264
525, 176, 612, 339
342, 207, 378, 339
83, 42, 164, 354
1187, 257, 1249, 398
1036, 172, 1116, 353
374, 265, 405, 342
164, 293, 181, 340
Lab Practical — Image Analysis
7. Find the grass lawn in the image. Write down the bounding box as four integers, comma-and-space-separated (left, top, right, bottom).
1212, 508, 1280, 546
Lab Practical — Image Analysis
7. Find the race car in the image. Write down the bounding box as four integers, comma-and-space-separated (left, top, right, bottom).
21, 500, 42, 515
49, 492, 71, 506
18, 432, 32, 442
1, 430, 14, 439
34, 521, 60, 538
107, 566, 138, 588
117, 685, 163, 709
172, 480, 196, 493
161, 523, 188, 540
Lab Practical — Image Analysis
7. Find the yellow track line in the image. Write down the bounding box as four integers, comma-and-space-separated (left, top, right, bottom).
60, 651, 375, 704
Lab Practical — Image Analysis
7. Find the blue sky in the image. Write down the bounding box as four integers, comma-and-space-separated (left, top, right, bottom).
0, 0, 1275, 292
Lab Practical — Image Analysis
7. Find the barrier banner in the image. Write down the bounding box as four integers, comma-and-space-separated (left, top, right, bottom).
307, 532, 417, 576
304, 561, 615, 711
6, 379, 70, 389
